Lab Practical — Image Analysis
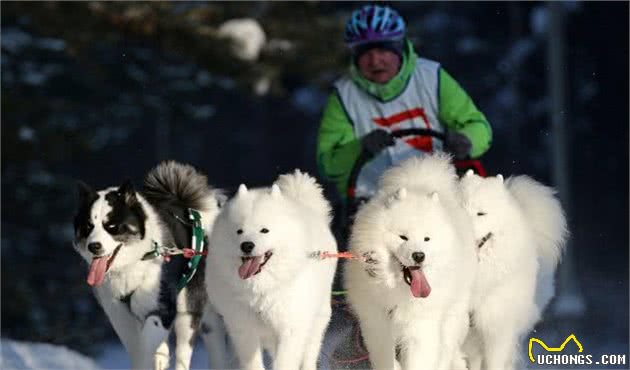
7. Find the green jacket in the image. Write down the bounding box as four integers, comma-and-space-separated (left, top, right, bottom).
316, 41, 492, 197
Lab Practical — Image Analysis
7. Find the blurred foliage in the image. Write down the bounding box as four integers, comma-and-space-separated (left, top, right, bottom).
2, 1, 349, 95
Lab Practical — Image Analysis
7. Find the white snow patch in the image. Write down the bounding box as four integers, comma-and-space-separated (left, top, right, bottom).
254, 76, 271, 96
195, 70, 212, 87
420, 11, 450, 33
1, 339, 102, 370
184, 104, 216, 120
217, 18, 266, 62
456, 36, 485, 55
266, 38, 294, 53
497, 38, 537, 73
2, 27, 33, 53
34, 38, 66, 52
530, 5, 548, 36
18, 127, 36, 142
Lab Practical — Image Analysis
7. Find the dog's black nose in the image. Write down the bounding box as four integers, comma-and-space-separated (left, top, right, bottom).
240, 241, 255, 255
412, 251, 425, 264
88, 242, 104, 255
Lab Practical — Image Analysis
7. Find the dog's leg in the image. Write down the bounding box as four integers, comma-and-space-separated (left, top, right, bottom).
137, 315, 171, 370
481, 328, 518, 370
172, 313, 198, 370
438, 310, 470, 370
399, 320, 440, 370
273, 330, 309, 370
222, 315, 265, 370
154, 341, 170, 370
478, 291, 536, 370
93, 288, 143, 368
301, 304, 332, 370
200, 305, 231, 369
356, 307, 396, 370
462, 327, 483, 370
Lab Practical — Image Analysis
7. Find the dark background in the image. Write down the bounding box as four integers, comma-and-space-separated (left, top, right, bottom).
1, 1, 628, 363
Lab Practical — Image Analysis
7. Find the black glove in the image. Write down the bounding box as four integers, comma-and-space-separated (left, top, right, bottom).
361, 129, 395, 155
445, 131, 472, 160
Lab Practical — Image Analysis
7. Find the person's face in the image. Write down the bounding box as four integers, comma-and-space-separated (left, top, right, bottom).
356, 48, 401, 84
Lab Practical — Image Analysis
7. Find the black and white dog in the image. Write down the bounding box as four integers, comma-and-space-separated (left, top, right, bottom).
73, 161, 229, 370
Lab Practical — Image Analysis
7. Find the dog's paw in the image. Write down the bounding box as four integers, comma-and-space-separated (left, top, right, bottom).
154, 351, 170, 370
451, 353, 468, 370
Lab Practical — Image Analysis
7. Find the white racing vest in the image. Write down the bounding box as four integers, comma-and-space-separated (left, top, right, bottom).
335, 57, 443, 198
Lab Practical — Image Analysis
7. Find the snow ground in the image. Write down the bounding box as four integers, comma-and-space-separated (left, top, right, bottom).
1, 339, 102, 370
3, 310, 627, 370
2, 277, 627, 370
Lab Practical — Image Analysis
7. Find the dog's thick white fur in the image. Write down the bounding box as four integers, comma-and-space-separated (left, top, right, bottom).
205, 170, 337, 370
73, 161, 230, 370
460, 171, 568, 370
345, 153, 477, 370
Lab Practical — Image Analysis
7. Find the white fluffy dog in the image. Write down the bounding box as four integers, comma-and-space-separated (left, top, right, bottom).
345, 153, 477, 370
205, 170, 337, 370
460, 171, 568, 370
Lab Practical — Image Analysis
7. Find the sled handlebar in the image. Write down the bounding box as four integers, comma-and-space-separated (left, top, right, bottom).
346, 129, 446, 200
346, 128, 486, 202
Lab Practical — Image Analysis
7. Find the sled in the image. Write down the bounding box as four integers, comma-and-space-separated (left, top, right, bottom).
345, 128, 487, 222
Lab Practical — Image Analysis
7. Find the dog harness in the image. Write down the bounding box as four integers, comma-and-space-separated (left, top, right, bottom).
142, 209, 207, 292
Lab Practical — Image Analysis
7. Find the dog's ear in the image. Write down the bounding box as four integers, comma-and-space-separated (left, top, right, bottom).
465, 169, 475, 177
496, 174, 504, 184
77, 181, 97, 203
270, 184, 282, 198
216, 192, 228, 208
118, 179, 137, 204
385, 188, 406, 208
429, 191, 439, 203
237, 184, 248, 196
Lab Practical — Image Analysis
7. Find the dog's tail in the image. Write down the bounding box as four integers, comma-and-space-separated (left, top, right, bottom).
144, 161, 221, 228
274, 170, 332, 223
507, 175, 569, 271
379, 152, 460, 199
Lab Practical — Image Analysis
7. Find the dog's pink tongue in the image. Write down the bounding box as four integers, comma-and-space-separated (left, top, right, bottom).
87, 257, 108, 287
410, 269, 431, 298
238, 256, 262, 280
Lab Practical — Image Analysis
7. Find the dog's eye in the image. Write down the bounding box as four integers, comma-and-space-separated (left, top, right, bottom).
105, 222, 129, 235
477, 212, 487, 216
260, 228, 269, 234
236, 229, 243, 235
105, 223, 121, 234
399, 235, 408, 241
424, 237, 430, 242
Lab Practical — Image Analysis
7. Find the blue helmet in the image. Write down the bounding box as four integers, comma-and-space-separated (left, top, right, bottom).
344, 5, 406, 48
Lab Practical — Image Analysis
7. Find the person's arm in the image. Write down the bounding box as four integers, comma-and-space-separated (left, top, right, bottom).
438, 68, 492, 158
316, 91, 362, 196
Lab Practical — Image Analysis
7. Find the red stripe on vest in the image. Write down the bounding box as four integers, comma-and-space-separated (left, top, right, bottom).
372, 108, 425, 127
373, 108, 433, 152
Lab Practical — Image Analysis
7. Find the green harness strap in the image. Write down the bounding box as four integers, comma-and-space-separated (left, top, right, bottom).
176, 209, 205, 291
